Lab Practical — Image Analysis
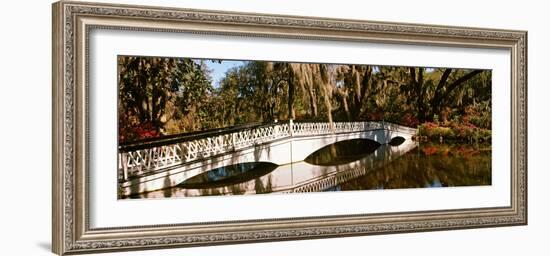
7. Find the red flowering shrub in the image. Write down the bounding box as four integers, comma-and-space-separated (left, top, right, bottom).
401, 113, 419, 127
119, 122, 161, 143
417, 120, 490, 143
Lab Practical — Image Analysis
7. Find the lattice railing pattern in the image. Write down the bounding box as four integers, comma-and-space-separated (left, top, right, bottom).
292, 121, 383, 136
118, 121, 385, 180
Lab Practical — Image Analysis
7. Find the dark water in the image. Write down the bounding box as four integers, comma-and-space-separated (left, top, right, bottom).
129, 139, 491, 199
338, 143, 491, 190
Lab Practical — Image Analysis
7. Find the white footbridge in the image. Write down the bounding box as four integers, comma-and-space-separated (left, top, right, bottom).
118, 121, 417, 196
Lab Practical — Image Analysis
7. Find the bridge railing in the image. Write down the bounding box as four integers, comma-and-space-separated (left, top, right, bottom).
118, 122, 292, 180
118, 121, 395, 180
292, 121, 384, 136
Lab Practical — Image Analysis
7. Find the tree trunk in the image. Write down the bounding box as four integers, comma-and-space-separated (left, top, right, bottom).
429, 69, 453, 121
335, 88, 351, 121
287, 75, 295, 120
307, 84, 318, 117
359, 67, 372, 115
322, 84, 334, 131
416, 68, 425, 122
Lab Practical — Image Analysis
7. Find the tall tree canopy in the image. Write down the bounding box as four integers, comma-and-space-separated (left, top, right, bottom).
118, 56, 491, 143
118, 56, 212, 141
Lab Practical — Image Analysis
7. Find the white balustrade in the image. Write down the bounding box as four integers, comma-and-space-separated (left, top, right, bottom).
118, 121, 387, 180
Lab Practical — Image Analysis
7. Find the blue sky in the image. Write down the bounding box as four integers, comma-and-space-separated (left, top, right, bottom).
205, 60, 246, 87
202, 60, 435, 87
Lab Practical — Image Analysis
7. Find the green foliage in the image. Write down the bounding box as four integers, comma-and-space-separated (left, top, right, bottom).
118, 56, 493, 143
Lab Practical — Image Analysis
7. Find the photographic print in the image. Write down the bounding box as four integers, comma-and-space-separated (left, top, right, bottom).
117, 56, 492, 199
53, 2, 527, 253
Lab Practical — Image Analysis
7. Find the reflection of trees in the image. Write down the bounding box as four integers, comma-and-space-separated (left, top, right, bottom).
183, 175, 274, 196
118, 56, 492, 143
339, 143, 491, 190
304, 139, 380, 166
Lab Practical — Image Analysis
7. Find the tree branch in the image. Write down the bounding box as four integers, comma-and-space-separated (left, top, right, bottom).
441, 70, 483, 100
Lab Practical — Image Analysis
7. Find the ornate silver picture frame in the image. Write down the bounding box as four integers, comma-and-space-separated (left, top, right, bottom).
52, 1, 527, 255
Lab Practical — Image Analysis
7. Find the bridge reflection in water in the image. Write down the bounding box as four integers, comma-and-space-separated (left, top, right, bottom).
125, 138, 418, 199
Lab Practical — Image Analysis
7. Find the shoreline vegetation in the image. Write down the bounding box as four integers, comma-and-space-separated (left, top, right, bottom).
414, 121, 491, 143
413, 102, 492, 143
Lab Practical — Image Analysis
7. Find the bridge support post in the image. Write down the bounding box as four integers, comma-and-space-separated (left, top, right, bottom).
232, 133, 237, 150
120, 153, 128, 180
289, 119, 294, 136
